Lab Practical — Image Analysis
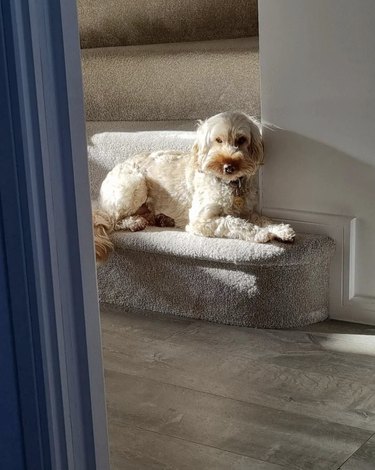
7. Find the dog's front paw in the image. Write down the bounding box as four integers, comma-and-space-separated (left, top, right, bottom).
268, 224, 296, 242
253, 228, 274, 243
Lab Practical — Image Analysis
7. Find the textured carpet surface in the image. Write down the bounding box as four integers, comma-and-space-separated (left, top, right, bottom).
79, 2, 333, 328
111, 229, 335, 267
88, 120, 197, 200
88, 121, 335, 328
78, 0, 258, 49
97, 232, 334, 329
82, 38, 260, 121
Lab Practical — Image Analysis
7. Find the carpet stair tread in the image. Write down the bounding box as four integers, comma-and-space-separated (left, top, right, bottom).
82, 38, 260, 121
88, 120, 335, 328
78, 0, 258, 49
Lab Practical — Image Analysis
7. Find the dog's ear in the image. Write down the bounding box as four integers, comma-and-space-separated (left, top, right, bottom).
250, 133, 264, 164
192, 119, 208, 166
192, 142, 199, 156
192, 120, 203, 156
249, 120, 264, 165
192, 142, 200, 169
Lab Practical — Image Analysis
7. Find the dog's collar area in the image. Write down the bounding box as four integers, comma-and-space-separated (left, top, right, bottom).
220, 176, 245, 196
228, 176, 244, 187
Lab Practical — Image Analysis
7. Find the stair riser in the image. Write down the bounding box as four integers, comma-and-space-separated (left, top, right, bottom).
82, 39, 260, 121
78, 0, 258, 49
97, 251, 330, 329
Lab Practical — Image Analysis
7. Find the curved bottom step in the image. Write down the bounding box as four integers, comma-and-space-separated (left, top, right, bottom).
97, 231, 335, 329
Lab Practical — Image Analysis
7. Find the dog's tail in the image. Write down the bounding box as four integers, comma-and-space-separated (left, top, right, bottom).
93, 209, 115, 264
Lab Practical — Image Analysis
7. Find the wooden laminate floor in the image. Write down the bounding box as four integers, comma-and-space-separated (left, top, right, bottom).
101, 304, 375, 470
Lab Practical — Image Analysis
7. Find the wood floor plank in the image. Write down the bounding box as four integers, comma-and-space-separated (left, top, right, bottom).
297, 320, 375, 336
101, 303, 194, 341
102, 308, 375, 385
109, 421, 286, 470
105, 369, 371, 470
166, 322, 375, 382
101, 307, 375, 469
101, 317, 375, 432
339, 434, 375, 469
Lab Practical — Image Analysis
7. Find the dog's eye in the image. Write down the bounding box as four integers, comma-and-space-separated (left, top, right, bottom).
236, 136, 247, 146
216, 137, 223, 143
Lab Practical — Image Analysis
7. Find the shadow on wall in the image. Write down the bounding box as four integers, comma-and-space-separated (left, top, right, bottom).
261, 127, 375, 294
262, 127, 375, 216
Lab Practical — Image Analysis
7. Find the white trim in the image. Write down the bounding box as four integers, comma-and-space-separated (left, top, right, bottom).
262, 207, 375, 325
350, 295, 375, 309
59, 1, 111, 467
348, 218, 357, 299
345, 219, 375, 311
2, 0, 110, 467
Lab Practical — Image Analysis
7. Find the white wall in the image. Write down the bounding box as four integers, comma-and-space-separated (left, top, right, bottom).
258, 0, 375, 323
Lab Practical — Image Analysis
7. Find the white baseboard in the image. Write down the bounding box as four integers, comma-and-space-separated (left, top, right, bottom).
262, 207, 375, 325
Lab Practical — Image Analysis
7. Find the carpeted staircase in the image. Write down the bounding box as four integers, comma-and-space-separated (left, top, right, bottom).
79, 0, 335, 328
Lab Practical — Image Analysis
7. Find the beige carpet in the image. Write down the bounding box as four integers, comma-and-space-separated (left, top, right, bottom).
82, 38, 260, 121
78, 0, 258, 48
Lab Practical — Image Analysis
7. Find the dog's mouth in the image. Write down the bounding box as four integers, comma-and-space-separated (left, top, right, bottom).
203, 154, 258, 181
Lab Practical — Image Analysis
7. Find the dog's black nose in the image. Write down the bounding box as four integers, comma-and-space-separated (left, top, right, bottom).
224, 164, 235, 174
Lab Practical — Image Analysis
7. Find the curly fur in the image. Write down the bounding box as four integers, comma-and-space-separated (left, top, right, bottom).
92, 210, 115, 264
93, 112, 295, 263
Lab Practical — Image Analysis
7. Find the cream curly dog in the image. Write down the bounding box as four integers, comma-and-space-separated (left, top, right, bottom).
93, 111, 295, 262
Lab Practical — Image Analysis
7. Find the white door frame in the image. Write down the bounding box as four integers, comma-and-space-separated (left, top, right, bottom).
0, 0, 110, 467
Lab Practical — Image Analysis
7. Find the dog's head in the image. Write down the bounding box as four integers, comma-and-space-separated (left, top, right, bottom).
193, 112, 263, 181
